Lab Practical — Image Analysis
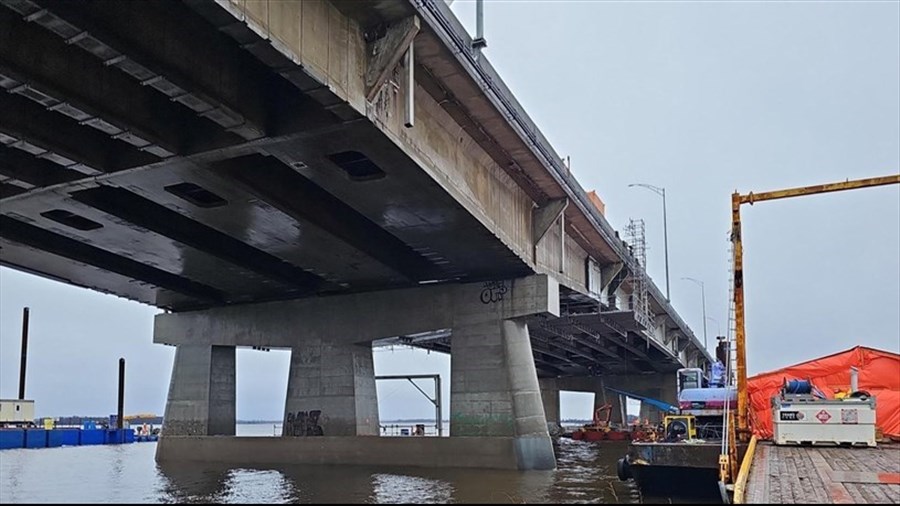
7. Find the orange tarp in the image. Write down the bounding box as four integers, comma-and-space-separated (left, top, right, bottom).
748, 346, 900, 439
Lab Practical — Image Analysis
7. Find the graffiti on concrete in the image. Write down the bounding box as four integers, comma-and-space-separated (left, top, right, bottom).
479, 280, 508, 304
284, 410, 324, 437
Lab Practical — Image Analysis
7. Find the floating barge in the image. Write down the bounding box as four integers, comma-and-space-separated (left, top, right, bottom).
619, 440, 748, 497
739, 442, 900, 504
0, 427, 157, 450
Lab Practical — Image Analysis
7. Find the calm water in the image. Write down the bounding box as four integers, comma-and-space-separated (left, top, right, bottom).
0, 424, 682, 504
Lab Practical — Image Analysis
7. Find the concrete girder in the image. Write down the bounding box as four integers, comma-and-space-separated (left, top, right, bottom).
0, 176, 32, 190
70, 185, 329, 295
23, 0, 276, 139
532, 358, 565, 377
592, 331, 667, 373
0, 10, 238, 158
0, 91, 156, 173
154, 274, 559, 347
0, 181, 28, 198
0, 146, 84, 188
0, 215, 225, 304
210, 154, 442, 283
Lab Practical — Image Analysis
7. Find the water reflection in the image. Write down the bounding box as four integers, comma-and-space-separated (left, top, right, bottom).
2, 434, 712, 503
370, 474, 453, 503
157, 462, 232, 503
152, 439, 637, 504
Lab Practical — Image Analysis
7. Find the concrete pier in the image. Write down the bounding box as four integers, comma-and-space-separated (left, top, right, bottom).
156, 275, 559, 470
283, 342, 379, 437
539, 378, 562, 435
161, 344, 235, 437
451, 318, 556, 469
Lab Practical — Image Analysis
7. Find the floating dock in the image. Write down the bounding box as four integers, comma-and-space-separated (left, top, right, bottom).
742, 442, 900, 503
0, 428, 156, 450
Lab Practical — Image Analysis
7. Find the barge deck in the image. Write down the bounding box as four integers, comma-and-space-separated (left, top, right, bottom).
744, 442, 900, 504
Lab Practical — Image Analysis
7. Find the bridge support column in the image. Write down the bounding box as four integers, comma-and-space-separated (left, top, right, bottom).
451, 317, 556, 470
153, 274, 558, 469
538, 378, 561, 436
282, 341, 378, 436
160, 344, 235, 436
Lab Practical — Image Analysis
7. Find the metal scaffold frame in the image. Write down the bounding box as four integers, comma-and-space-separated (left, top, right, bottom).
625, 218, 654, 334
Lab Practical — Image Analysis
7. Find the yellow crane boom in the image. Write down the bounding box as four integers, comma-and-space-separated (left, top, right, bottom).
722, 173, 899, 486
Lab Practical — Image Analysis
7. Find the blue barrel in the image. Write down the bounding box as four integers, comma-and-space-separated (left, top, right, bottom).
24, 429, 47, 448
0, 429, 25, 449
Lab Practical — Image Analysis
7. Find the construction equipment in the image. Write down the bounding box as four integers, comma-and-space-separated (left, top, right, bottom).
722, 173, 900, 484
675, 364, 737, 441
593, 404, 613, 428
771, 376, 877, 447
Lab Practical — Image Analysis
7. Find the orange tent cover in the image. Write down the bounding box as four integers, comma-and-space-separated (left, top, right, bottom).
748, 346, 900, 439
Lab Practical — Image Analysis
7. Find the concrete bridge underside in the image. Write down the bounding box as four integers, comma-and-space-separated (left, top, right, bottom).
0, 0, 711, 469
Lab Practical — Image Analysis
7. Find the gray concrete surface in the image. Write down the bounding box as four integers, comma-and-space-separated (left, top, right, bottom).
155, 435, 550, 470
283, 341, 379, 436
161, 344, 235, 437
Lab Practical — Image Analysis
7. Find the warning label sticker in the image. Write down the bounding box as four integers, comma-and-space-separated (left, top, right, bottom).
841, 409, 859, 424
816, 410, 832, 423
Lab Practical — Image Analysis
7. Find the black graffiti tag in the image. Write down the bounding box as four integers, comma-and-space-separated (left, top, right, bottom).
480, 281, 508, 304
284, 410, 324, 436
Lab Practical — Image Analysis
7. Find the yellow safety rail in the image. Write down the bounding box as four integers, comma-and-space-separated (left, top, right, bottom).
733, 435, 758, 503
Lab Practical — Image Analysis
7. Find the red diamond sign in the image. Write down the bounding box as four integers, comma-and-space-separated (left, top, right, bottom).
816, 410, 832, 423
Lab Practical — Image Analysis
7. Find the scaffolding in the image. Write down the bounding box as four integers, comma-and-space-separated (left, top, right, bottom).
624, 218, 653, 332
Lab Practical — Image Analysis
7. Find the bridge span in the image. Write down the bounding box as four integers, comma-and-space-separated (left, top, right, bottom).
0, 0, 711, 469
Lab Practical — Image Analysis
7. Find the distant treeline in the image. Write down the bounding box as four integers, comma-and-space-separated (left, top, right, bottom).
55, 415, 163, 425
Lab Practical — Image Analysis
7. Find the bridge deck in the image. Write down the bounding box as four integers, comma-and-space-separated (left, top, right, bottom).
745, 442, 900, 504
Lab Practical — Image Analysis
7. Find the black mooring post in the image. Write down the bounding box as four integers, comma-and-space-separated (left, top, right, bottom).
18, 307, 29, 400
117, 358, 125, 430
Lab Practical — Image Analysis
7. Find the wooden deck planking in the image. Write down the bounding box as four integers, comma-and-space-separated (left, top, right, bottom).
745, 442, 900, 504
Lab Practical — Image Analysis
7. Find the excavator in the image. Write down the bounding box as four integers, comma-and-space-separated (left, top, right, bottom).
571, 404, 630, 441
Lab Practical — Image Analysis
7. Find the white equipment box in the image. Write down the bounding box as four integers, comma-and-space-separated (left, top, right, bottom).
0, 399, 35, 425
772, 395, 876, 447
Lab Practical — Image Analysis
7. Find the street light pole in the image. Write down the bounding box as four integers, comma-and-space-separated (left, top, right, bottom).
628, 183, 670, 301
662, 188, 669, 302
706, 316, 721, 338
681, 277, 708, 350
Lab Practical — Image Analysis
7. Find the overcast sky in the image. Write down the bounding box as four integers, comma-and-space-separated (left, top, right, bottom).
1, 1, 897, 422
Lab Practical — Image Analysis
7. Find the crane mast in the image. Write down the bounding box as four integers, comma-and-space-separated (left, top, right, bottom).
730, 174, 900, 443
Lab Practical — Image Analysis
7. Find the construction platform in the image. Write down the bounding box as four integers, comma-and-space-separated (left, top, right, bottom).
744, 442, 900, 504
